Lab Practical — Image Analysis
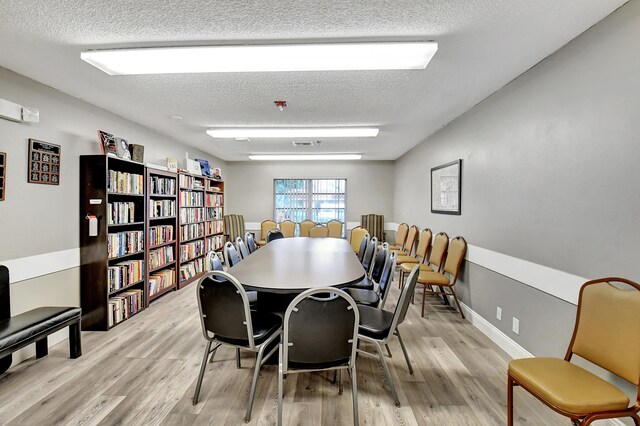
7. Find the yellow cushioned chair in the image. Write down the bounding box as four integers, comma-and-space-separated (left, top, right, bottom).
298, 220, 315, 237
278, 220, 295, 238
349, 226, 369, 254
508, 277, 640, 426
326, 220, 343, 238
400, 231, 448, 288
397, 228, 431, 286
387, 223, 409, 250
390, 225, 418, 256
257, 220, 277, 247
308, 225, 329, 238
416, 236, 466, 318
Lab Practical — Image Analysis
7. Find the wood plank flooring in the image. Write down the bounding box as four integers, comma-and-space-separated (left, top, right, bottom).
0, 276, 570, 425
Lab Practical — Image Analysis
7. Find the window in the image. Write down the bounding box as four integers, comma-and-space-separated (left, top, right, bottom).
274, 179, 346, 226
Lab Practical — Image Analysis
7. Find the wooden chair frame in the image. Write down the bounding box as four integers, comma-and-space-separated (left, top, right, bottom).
508, 277, 640, 426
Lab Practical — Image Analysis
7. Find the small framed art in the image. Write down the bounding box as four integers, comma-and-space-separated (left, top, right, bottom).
28, 139, 61, 185
431, 159, 461, 215
0, 152, 6, 200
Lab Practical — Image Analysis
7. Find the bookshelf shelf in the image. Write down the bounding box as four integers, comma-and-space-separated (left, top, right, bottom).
109, 279, 145, 296
148, 285, 175, 302
149, 216, 176, 221
108, 250, 145, 261
108, 221, 146, 227
149, 240, 176, 250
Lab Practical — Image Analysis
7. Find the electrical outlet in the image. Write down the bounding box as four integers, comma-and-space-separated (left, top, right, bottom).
512, 317, 520, 335
496, 306, 502, 321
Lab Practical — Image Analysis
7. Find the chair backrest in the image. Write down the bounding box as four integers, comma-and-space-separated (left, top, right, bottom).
299, 220, 315, 237
326, 220, 343, 238
266, 229, 284, 243
378, 251, 397, 308
356, 232, 370, 261
223, 241, 241, 267
569, 277, 640, 385
207, 251, 224, 272
390, 265, 420, 332
223, 214, 246, 243
415, 228, 432, 261
279, 220, 295, 238
443, 236, 467, 283
197, 270, 256, 349
235, 237, 250, 259
361, 237, 378, 273
245, 232, 257, 254
361, 214, 384, 242
428, 232, 449, 271
0, 265, 10, 320
394, 223, 409, 247
282, 287, 359, 370
402, 225, 419, 254
308, 225, 329, 238
260, 220, 277, 241
350, 226, 369, 254
370, 244, 388, 283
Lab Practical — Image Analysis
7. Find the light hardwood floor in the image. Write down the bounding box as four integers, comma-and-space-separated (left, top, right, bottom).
0, 276, 568, 425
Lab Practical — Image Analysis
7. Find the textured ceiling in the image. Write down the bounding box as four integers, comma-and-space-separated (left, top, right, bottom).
0, 0, 626, 161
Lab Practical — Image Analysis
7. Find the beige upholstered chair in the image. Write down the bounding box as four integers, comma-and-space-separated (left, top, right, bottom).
308, 225, 329, 238
257, 220, 277, 247
349, 226, 369, 254
387, 223, 409, 250
390, 225, 418, 256
416, 236, 466, 318
327, 220, 344, 238
279, 220, 295, 238
397, 228, 432, 287
298, 220, 315, 237
508, 277, 640, 426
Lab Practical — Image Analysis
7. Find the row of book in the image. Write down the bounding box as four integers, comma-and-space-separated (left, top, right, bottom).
180, 191, 203, 207
107, 170, 144, 195
149, 268, 176, 297
150, 176, 176, 195
149, 245, 174, 270
108, 230, 144, 259
206, 235, 225, 252
107, 260, 144, 293
205, 193, 223, 206
149, 199, 176, 218
180, 240, 205, 262
205, 220, 224, 235
179, 257, 204, 282
180, 222, 204, 241
205, 207, 223, 220
179, 174, 204, 189
149, 225, 174, 246
107, 201, 138, 225
108, 289, 144, 327
179, 207, 204, 224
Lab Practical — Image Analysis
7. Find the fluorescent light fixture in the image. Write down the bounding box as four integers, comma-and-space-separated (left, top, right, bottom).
207, 127, 378, 139
80, 41, 438, 75
249, 154, 362, 161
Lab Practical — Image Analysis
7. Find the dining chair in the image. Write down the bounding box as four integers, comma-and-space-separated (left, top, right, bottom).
266, 229, 284, 243
192, 270, 281, 423
327, 220, 344, 238
361, 237, 378, 275
349, 242, 387, 291
344, 251, 396, 308
357, 265, 419, 406
402, 231, 448, 288
397, 228, 432, 287
278, 287, 360, 426
390, 225, 418, 256
223, 241, 241, 267
235, 237, 250, 259
308, 224, 329, 238
349, 226, 369, 254
245, 231, 257, 254
299, 220, 315, 237
508, 277, 640, 426
355, 232, 370, 262
386, 223, 409, 250
416, 236, 467, 318
206, 251, 223, 272
257, 219, 277, 246
278, 220, 295, 238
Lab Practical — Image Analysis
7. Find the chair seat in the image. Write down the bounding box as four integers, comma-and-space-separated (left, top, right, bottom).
0, 307, 81, 351
395, 255, 419, 265
357, 305, 393, 340
400, 263, 433, 274
257, 240, 267, 247
389, 248, 408, 255
347, 276, 374, 290
343, 288, 380, 307
417, 271, 450, 286
509, 358, 630, 416
217, 311, 281, 347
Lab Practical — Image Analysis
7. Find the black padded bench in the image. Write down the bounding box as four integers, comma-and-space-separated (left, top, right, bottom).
0, 265, 82, 375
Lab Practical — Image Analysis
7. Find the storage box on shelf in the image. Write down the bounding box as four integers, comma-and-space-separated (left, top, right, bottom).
80, 155, 147, 331
146, 169, 178, 304
178, 172, 207, 288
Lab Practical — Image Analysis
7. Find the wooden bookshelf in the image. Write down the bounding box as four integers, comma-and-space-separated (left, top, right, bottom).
177, 172, 207, 288
205, 178, 225, 253
80, 155, 146, 331
146, 168, 178, 305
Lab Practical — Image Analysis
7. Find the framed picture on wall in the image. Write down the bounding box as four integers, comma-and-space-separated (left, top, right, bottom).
28, 139, 61, 186
431, 159, 461, 215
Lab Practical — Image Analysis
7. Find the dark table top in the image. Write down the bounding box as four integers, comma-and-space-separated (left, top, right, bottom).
229, 237, 365, 293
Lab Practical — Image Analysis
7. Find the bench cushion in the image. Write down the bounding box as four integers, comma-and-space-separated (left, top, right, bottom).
0, 307, 81, 352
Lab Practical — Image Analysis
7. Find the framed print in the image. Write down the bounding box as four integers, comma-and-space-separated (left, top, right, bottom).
28, 139, 61, 185
431, 159, 461, 215
0, 152, 6, 200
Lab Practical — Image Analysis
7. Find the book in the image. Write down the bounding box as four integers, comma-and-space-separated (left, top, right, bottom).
115, 137, 132, 160
98, 130, 118, 156
166, 157, 178, 172
195, 159, 211, 176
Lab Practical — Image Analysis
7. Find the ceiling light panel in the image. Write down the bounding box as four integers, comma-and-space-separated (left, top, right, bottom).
249, 154, 362, 161
207, 127, 379, 138
81, 42, 438, 75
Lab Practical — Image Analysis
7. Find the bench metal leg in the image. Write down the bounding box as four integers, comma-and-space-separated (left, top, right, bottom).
35, 337, 48, 358
69, 321, 82, 358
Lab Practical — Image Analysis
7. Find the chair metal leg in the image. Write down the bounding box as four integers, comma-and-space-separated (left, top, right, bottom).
236, 347, 241, 368
507, 375, 514, 426
208, 344, 219, 363
395, 328, 413, 375
449, 287, 465, 319
421, 284, 427, 317
277, 344, 284, 426
338, 369, 343, 395
193, 340, 213, 405
372, 340, 400, 406
350, 364, 359, 426
630, 414, 640, 426
245, 344, 266, 422
385, 344, 392, 358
